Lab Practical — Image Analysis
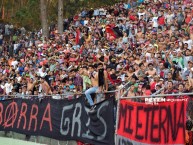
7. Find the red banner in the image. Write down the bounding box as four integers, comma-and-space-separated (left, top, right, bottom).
117, 100, 187, 145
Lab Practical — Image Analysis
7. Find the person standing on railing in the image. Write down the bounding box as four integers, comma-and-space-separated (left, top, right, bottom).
85, 64, 103, 110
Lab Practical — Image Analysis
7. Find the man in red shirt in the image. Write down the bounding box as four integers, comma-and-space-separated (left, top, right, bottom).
158, 11, 165, 29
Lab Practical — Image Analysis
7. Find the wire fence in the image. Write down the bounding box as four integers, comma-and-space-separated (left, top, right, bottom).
0, 86, 193, 145
0, 90, 118, 102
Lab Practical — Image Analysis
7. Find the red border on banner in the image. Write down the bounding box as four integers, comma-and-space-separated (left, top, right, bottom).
117, 99, 187, 144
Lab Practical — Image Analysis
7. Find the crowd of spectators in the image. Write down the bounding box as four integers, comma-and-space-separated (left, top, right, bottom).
0, 0, 192, 105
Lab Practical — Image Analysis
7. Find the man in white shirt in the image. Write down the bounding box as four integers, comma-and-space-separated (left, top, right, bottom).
4, 79, 13, 95
152, 16, 158, 28
37, 67, 47, 78
5, 24, 9, 35
165, 10, 174, 24
11, 58, 18, 69
183, 34, 193, 49
0, 82, 5, 94
93, 9, 99, 16
0, 33, 3, 40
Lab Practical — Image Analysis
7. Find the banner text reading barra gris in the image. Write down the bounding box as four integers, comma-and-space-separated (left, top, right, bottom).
0, 97, 115, 145
117, 100, 186, 145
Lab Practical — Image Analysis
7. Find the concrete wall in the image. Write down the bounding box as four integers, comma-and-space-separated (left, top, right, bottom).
0, 131, 77, 145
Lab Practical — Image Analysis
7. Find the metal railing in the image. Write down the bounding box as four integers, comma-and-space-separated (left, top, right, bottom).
0, 90, 119, 99
0, 89, 120, 145
0, 80, 131, 101
119, 92, 193, 99
1, 83, 193, 145
0, 83, 128, 145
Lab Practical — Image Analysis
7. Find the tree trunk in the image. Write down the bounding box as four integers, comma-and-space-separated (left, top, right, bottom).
40, 0, 49, 38
58, 0, 64, 34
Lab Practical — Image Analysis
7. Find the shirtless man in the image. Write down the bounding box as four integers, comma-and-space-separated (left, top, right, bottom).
127, 84, 136, 101
39, 78, 52, 95
85, 65, 101, 107
145, 63, 157, 77
134, 54, 141, 65
136, 27, 143, 41
27, 78, 36, 92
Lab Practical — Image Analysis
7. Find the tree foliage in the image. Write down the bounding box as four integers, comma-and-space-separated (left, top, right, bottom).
0, 0, 119, 30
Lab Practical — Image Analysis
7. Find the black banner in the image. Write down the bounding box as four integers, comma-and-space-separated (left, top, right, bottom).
0, 96, 115, 145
